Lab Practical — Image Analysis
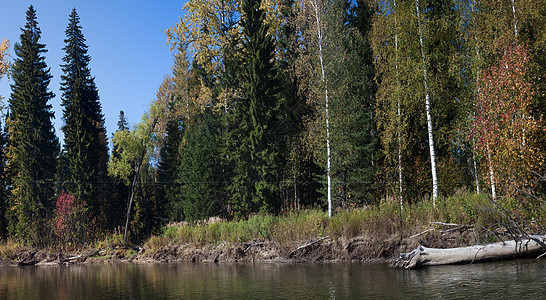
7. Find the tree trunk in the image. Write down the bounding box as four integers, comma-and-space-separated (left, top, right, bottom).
472, 141, 480, 194
391, 235, 546, 269
415, 0, 438, 204
310, 0, 332, 218
123, 168, 139, 245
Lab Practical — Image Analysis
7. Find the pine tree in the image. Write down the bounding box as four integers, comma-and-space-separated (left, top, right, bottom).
7, 5, 59, 245
225, 0, 283, 216
60, 8, 108, 228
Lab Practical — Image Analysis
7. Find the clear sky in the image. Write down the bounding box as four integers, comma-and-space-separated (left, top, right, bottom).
0, 0, 185, 144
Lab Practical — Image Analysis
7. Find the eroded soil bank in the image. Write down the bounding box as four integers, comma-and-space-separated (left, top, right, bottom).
2, 229, 475, 266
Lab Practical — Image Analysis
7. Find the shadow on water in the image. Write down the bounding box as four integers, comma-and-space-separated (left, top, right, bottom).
0, 259, 545, 299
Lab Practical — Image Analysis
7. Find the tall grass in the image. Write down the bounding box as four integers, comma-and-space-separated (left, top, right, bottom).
145, 192, 544, 250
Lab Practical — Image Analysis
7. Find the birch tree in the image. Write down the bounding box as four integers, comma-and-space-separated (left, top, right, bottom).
415, 0, 438, 204
371, 0, 413, 201
294, 0, 333, 217
312, 0, 332, 217
471, 44, 543, 198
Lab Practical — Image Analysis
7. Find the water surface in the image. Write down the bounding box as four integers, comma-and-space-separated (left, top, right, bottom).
0, 259, 545, 299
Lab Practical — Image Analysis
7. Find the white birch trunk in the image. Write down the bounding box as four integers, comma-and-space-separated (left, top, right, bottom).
310, 0, 332, 218
415, 0, 438, 204
472, 139, 481, 194
511, 0, 518, 38
473, 50, 481, 195
394, 0, 403, 212
487, 143, 497, 200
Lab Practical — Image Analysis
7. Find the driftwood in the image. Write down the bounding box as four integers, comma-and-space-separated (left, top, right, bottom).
17, 249, 40, 266
391, 235, 546, 269
18, 254, 38, 266
58, 249, 100, 265
289, 236, 328, 257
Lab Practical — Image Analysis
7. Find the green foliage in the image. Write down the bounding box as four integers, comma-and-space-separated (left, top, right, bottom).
108, 122, 155, 243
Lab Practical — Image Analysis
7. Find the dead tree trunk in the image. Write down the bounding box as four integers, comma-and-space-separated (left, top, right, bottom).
391, 235, 546, 269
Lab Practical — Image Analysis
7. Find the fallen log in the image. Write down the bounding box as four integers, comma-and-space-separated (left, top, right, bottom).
391, 235, 546, 269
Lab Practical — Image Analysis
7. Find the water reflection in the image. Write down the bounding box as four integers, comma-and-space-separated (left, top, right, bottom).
0, 259, 544, 299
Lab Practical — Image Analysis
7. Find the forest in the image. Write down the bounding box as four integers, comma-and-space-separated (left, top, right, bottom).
0, 0, 544, 247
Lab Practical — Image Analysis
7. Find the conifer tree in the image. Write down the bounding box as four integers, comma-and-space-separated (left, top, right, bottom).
7, 5, 59, 245
178, 109, 221, 221
332, 0, 380, 205
225, 0, 283, 215
158, 103, 183, 221
60, 8, 108, 227
117, 110, 129, 132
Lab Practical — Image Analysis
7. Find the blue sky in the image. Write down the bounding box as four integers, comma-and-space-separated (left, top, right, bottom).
0, 0, 185, 144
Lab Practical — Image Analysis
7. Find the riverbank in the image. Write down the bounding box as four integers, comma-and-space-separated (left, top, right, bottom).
0, 230, 470, 266
1, 192, 544, 266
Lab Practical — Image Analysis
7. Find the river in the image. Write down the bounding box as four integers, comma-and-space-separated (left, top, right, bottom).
0, 259, 545, 299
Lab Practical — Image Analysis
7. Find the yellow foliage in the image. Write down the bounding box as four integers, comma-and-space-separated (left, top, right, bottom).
0, 38, 11, 102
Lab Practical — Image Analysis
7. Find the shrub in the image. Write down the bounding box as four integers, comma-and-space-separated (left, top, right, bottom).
55, 191, 92, 246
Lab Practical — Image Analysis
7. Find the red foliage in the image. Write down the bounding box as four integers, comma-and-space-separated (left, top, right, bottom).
55, 190, 90, 244
471, 44, 544, 196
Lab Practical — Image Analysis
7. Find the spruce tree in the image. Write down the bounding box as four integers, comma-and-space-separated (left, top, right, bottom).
226, 0, 283, 216
8, 5, 59, 245
117, 110, 129, 131
178, 109, 221, 221
60, 8, 108, 228
159, 106, 183, 222
330, 0, 380, 205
